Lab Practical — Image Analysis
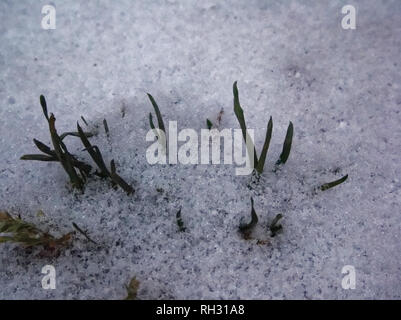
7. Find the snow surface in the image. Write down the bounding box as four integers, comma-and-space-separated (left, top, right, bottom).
0, 0, 401, 299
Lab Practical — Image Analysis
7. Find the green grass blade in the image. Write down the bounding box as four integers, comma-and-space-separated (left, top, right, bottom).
239, 197, 258, 233
110, 160, 134, 195
269, 214, 283, 237
233, 81, 258, 167
206, 119, 213, 130
77, 122, 109, 177
49, 115, 83, 189
320, 174, 348, 191
40, 95, 49, 121
276, 121, 293, 166
33, 139, 55, 156
255, 116, 273, 174
176, 209, 186, 232
149, 112, 156, 130
59, 131, 93, 141
147, 93, 165, 133
103, 119, 109, 138
20, 154, 56, 161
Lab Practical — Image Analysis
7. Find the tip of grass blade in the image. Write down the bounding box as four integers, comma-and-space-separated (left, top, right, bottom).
147, 93, 165, 133
206, 119, 213, 130
255, 116, 273, 174
103, 119, 109, 137
40, 95, 49, 121
80, 116, 88, 126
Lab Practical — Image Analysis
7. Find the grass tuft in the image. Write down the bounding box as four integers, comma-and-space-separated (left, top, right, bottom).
233, 82, 293, 175
0, 211, 72, 249
21, 96, 95, 190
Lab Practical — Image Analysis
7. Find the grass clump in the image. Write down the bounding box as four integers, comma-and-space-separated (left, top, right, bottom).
21, 95, 93, 190
239, 198, 284, 241
0, 211, 72, 249
21, 95, 133, 194
233, 82, 292, 174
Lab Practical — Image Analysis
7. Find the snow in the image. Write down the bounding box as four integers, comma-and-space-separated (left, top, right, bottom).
1, 0, 401, 299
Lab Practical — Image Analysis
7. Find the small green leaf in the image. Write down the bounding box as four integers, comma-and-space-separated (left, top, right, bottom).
20, 154, 55, 161
40, 95, 49, 121
255, 116, 273, 174
80, 116, 88, 126
239, 197, 258, 234
103, 118, 109, 138
33, 139, 55, 156
72, 222, 97, 244
206, 119, 213, 130
59, 131, 93, 141
176, 209, 186, 232
49, 115, 84, 190
147, 93, 165, 133
276, 121, 293, 166
269, 214, 283, 237
320, 174, 348, 191
233, 81, 259, 167
77, 122, 109, 177
149, 112, 156, 130
110, 160, 134, 195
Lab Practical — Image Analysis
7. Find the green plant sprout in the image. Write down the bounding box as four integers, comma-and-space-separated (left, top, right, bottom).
147, 93, 167, 152
269, 214, 283, 237
20, 96, 94, 190
77, 122, 134, 194
319, 174, 348, 191
239, 197, 259, 238
206, 119, 213, 130
239, 198, 284, 240
176, 209, 186, 232
233, 82, 293, 175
